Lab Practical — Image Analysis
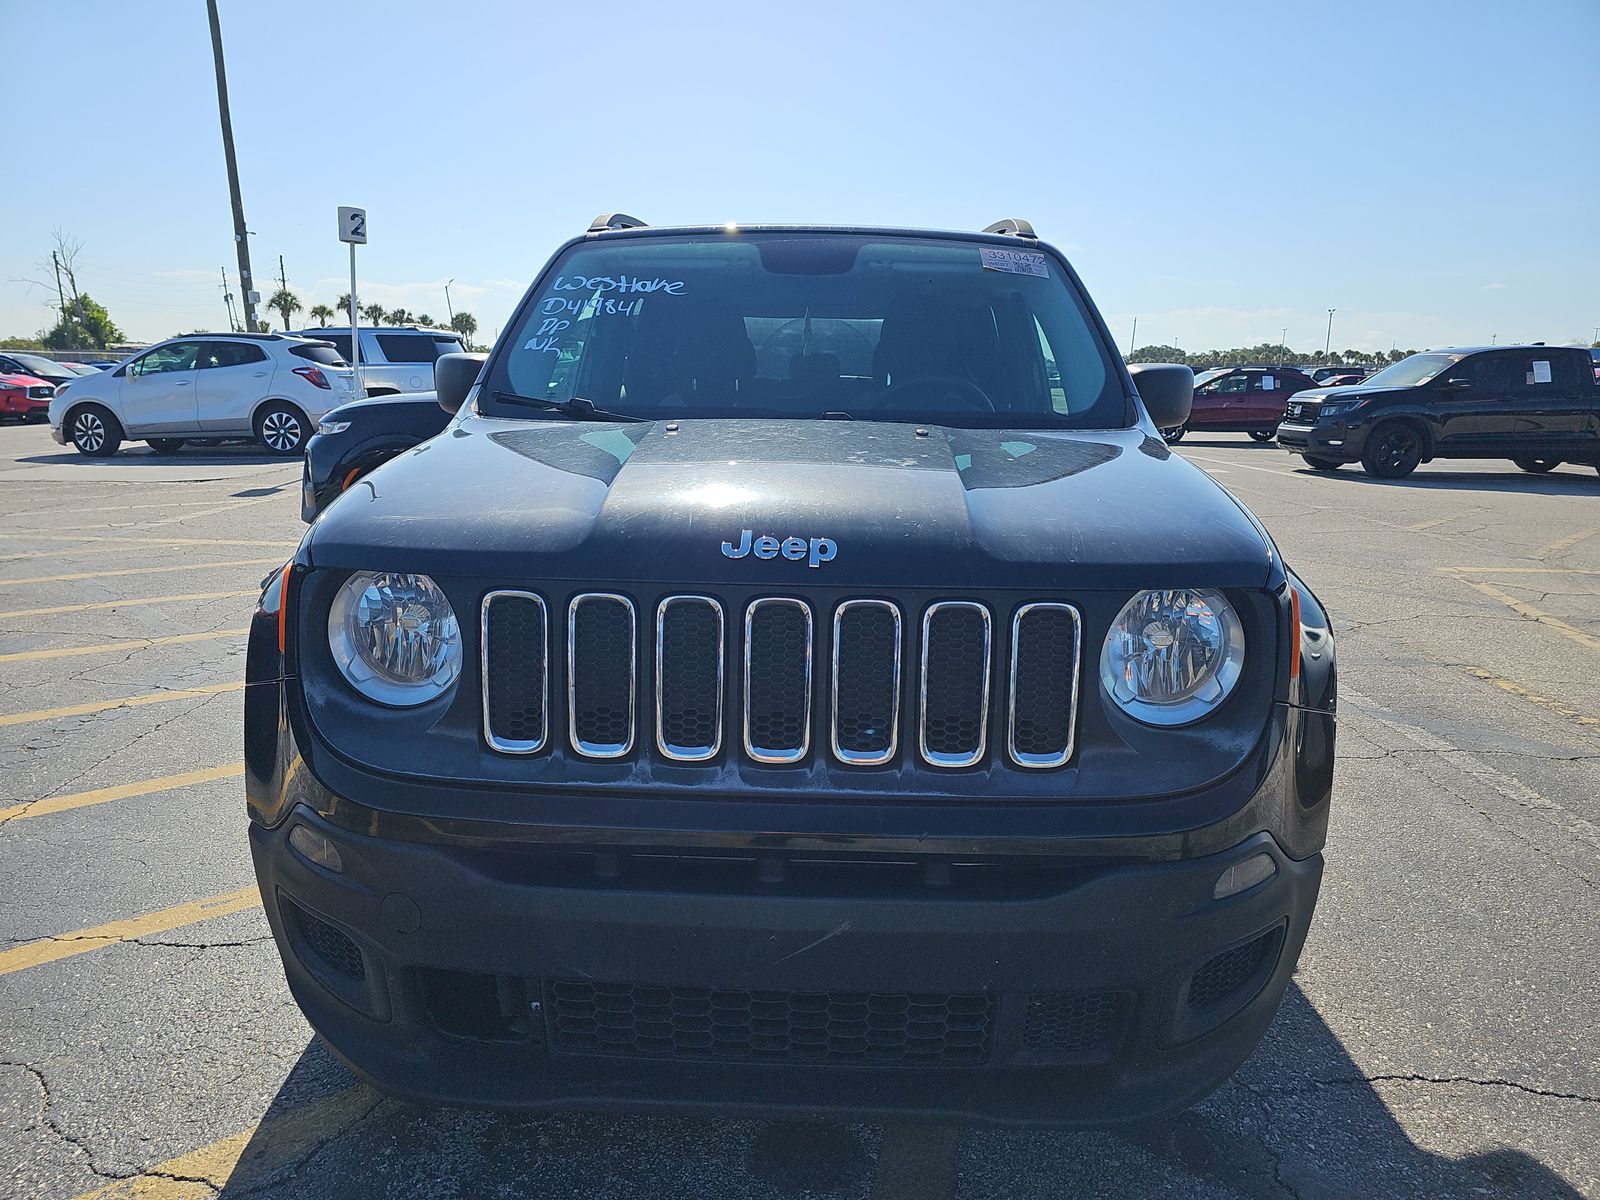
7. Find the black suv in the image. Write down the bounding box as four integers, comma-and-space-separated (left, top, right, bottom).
246, 216, 1337, 1126
1276, 345, 1600, 478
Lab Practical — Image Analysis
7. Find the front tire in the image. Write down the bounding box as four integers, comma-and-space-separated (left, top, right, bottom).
146, 438, 187, 455
1302, 455, 1343, 472
1248, 430, 1275, 443
1512, 456, 1560, 474
1360, 423, 1424, 479
1161, 424, 1186, 445
68, 404, 122, 457
255, 403, 308, 456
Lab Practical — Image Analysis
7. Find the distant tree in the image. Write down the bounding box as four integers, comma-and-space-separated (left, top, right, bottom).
41, 293, 124, 350
386, 308, 414, 326
336, 293, 353, 315
1127, 344, 1186, 364
308, 303, 335, 326
449, 311, 479, 346
416, 313, 434, 328
362, 303, 387, 327
268, 288, 303, 331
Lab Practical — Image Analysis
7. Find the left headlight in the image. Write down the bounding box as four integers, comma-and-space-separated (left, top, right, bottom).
328, 572, 462, 706
317, 418, 351, 435
1099, 588, 1245, 726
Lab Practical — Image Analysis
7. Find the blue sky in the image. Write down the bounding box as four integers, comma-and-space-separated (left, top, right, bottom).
3, 0, 1597, 352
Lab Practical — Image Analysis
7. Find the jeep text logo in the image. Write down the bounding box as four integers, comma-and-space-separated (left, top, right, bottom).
721, 529, 838, 569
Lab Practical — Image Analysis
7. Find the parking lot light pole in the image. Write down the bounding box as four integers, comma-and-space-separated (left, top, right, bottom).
445, 280, 455, 327
1324, 309, 1335, 360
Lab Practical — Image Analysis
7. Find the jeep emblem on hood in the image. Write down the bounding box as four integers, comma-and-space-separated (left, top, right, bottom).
721, 529, 838, 568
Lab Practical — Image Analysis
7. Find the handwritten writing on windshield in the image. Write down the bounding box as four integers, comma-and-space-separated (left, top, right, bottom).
523, 276, 687, 353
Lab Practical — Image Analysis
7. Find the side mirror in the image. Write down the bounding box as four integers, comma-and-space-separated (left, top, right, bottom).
435, 352, 487, 413
1128, 363, 1194, 429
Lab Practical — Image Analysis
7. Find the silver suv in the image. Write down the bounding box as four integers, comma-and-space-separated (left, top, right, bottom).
290, 325, 466, 396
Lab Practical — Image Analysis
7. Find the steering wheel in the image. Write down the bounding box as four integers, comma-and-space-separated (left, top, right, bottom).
878, 374, 995, 413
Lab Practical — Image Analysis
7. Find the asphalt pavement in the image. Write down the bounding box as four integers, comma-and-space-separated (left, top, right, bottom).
2, 420, 1596, 1200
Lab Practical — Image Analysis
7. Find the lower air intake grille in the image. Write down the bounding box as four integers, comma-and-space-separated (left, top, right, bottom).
1021, 991, 1127, 1057
568, 593, 635, 756
285, 899, 364, 981
547, 981, 992, 1065
482, 591, 547, 752
1189, 931, 1275, 1009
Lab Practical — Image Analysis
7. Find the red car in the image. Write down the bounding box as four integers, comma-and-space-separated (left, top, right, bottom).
0, 373, 55, 422
1162, 366, 1316, 443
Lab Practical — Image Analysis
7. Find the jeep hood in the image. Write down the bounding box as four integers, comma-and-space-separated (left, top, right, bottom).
305, 417, 1276, 590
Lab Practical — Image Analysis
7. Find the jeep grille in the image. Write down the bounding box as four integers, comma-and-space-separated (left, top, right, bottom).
481, 593, 1081, 771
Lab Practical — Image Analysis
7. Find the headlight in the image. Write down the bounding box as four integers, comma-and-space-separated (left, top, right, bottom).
1100, 589, 1244, 726
328, 572, 461, 705
317, 418, 351, 435
1317, 397, 1361, 418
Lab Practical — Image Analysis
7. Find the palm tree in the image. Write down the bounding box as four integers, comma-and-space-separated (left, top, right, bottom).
361, 303, 387, 328
268, 288, 303, 332
387, 308, 414, 326
308, 303, 335, 326
335, 293, 352, 316
416, 313, 434, 328
450, 311, 479, 347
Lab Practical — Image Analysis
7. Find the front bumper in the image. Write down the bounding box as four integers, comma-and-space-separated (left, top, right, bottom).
251, 800, 1322, 1126
1275, 420, 1362, 459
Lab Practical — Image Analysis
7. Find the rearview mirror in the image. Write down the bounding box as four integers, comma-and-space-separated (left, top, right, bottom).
435, 352, 487, 413
1128, 363, 1194, 430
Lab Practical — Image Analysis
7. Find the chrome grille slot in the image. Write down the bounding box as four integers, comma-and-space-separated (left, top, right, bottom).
567, 593, 636, 758
743, 598, 812, 763
831, 600, 901, 765
1008, 603, 1082, 768
919, 602, 992, 768
656, 596, 724, 761
481, 590, 548, 754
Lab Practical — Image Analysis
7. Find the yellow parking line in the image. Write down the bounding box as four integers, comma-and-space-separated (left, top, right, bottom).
1464, 669, 1600, 735
1459, 579, 1600, 654
67, 1085, 378, 1200
1537, 527, 1600, 559
0, 590, 256, 620
1440, 566, 1600, 576
0, 533, 287, 547
0, 558, 282, 588
0, 886, 260, 976
0, 763, 245, 824
0, 681, 246, 728
0, 628, 248, 664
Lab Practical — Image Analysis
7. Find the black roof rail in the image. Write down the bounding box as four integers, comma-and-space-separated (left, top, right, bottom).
982, 217, 1037, 238
587, 212, 649, 233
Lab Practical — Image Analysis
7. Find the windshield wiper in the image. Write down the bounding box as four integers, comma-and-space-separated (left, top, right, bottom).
491, 390, 646, 423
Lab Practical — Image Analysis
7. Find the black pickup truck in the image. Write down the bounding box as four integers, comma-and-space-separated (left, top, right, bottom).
245, 215, 1337, 1127
1275, 344, 1600, 478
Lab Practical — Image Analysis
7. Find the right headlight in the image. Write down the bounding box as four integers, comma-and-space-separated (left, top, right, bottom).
327, 572, 462, 706
317, 418, 351, 435
1099, 588, 1245, 726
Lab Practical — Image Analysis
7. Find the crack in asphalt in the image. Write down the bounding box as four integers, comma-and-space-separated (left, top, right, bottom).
1247, 1072, 1600, 1105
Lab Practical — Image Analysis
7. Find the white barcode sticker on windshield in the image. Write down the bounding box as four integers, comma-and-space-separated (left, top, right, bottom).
980, 248, 1049, 278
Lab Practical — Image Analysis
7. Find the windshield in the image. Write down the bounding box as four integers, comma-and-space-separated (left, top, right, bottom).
13, 353, 67, 376
1360, 353, 1458, 388
485, 233, 1127, 428
1192, 369, 1230, 387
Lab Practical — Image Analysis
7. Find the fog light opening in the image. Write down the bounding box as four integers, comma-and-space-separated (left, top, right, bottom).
289, 824, 343, 873
1213, 852, 1276, 899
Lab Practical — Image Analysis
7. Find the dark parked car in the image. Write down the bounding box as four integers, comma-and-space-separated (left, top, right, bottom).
247, 215, 1336, 1127
1164, 366, 1316, 443
0, 351, 77, 390
1275, 345, 1600, 477
300, 388, 462, 521
1307, 365, 1369, 385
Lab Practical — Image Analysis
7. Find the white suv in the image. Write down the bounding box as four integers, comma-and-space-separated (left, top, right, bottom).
48, 333, 356, 458
291, 325, 465, 396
